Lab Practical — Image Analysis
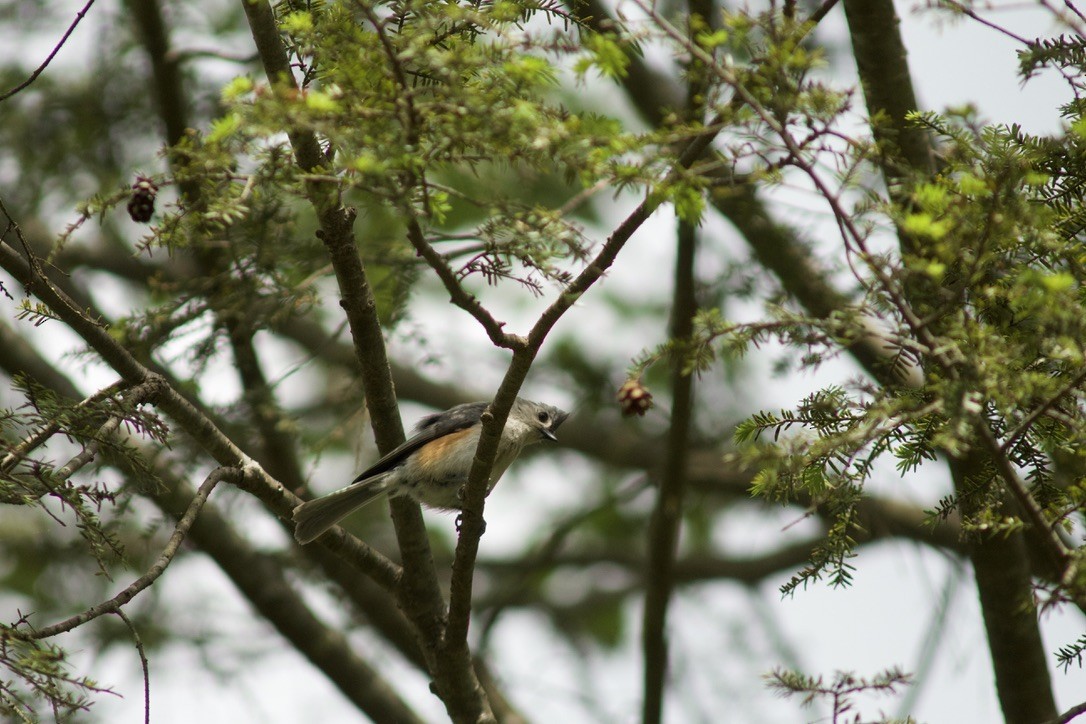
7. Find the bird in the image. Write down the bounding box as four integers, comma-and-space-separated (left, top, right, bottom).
292, 398, 568, 544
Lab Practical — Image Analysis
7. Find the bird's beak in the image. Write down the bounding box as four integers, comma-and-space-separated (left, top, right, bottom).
540, 409, 569, 442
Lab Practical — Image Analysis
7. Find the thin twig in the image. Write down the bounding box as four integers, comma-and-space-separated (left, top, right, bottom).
166, 47, 259, 64
1065, 0, 1086, 27
0, 0, 97, 103
52, 415, 123, 481
50, 378, 165, 483
1001, 366, 1086, 453
558, 178, 611, 216
360, 0, 520, 351
1051, 699, 1086, 724
977, 427, 1074, 575
113, 610, 150, 724
937, 0, 1032, 45
406, 221, 520, 348
809, 0, 842, 26
14, 467, 235, 640
0, 382, 127, 475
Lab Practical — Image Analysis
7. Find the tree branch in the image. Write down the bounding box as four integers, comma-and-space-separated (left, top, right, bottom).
0, 0, 96, 103
236, 0, 474, 717
642, 4, 707, 714
571, 0, 909, 389
405, 221, 522, 349
1052, 699, 1086, 724
128, 0, 311, 498
0, 381, 126, 476
10, 467, 234, 640
151, 468, 424, 723
0, 319, 428, 722
112, 610, 150, 724
841, 2, 1059, 720
0, 209, 402, 592
437, 63, 722, 714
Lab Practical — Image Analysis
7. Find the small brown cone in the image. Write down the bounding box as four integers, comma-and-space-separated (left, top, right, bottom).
617, 378, 653, 417
127, 177, 158, 223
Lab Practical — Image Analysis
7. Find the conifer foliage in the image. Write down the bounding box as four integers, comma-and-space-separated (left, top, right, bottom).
1, 1, 1085, 722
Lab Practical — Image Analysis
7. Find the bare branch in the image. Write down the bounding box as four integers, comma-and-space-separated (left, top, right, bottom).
112, 610, 150, 724
358, 0, 520, 351
1051, 699, 1086, 724
0, 382, 126, 475
10, 467, 234, 640
406, 221, 522, 349
0, 0, 97, 103
52, 415, 123, 481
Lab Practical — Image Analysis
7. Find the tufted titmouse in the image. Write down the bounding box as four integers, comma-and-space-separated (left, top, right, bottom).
292, 398, 568, 544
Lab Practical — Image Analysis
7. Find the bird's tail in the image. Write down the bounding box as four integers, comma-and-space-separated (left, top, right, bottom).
292, 474, 394, 544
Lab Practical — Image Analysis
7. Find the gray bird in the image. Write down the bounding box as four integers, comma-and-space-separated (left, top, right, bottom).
292, 398, 568, 544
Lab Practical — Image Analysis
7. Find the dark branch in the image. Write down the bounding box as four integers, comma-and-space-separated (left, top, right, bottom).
0, 0, 97, 103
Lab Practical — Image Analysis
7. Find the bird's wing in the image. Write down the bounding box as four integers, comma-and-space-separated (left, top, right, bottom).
349, 401, 488, 483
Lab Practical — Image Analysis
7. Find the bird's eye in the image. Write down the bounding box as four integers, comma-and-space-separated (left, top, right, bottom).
537, 411, 550, 424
